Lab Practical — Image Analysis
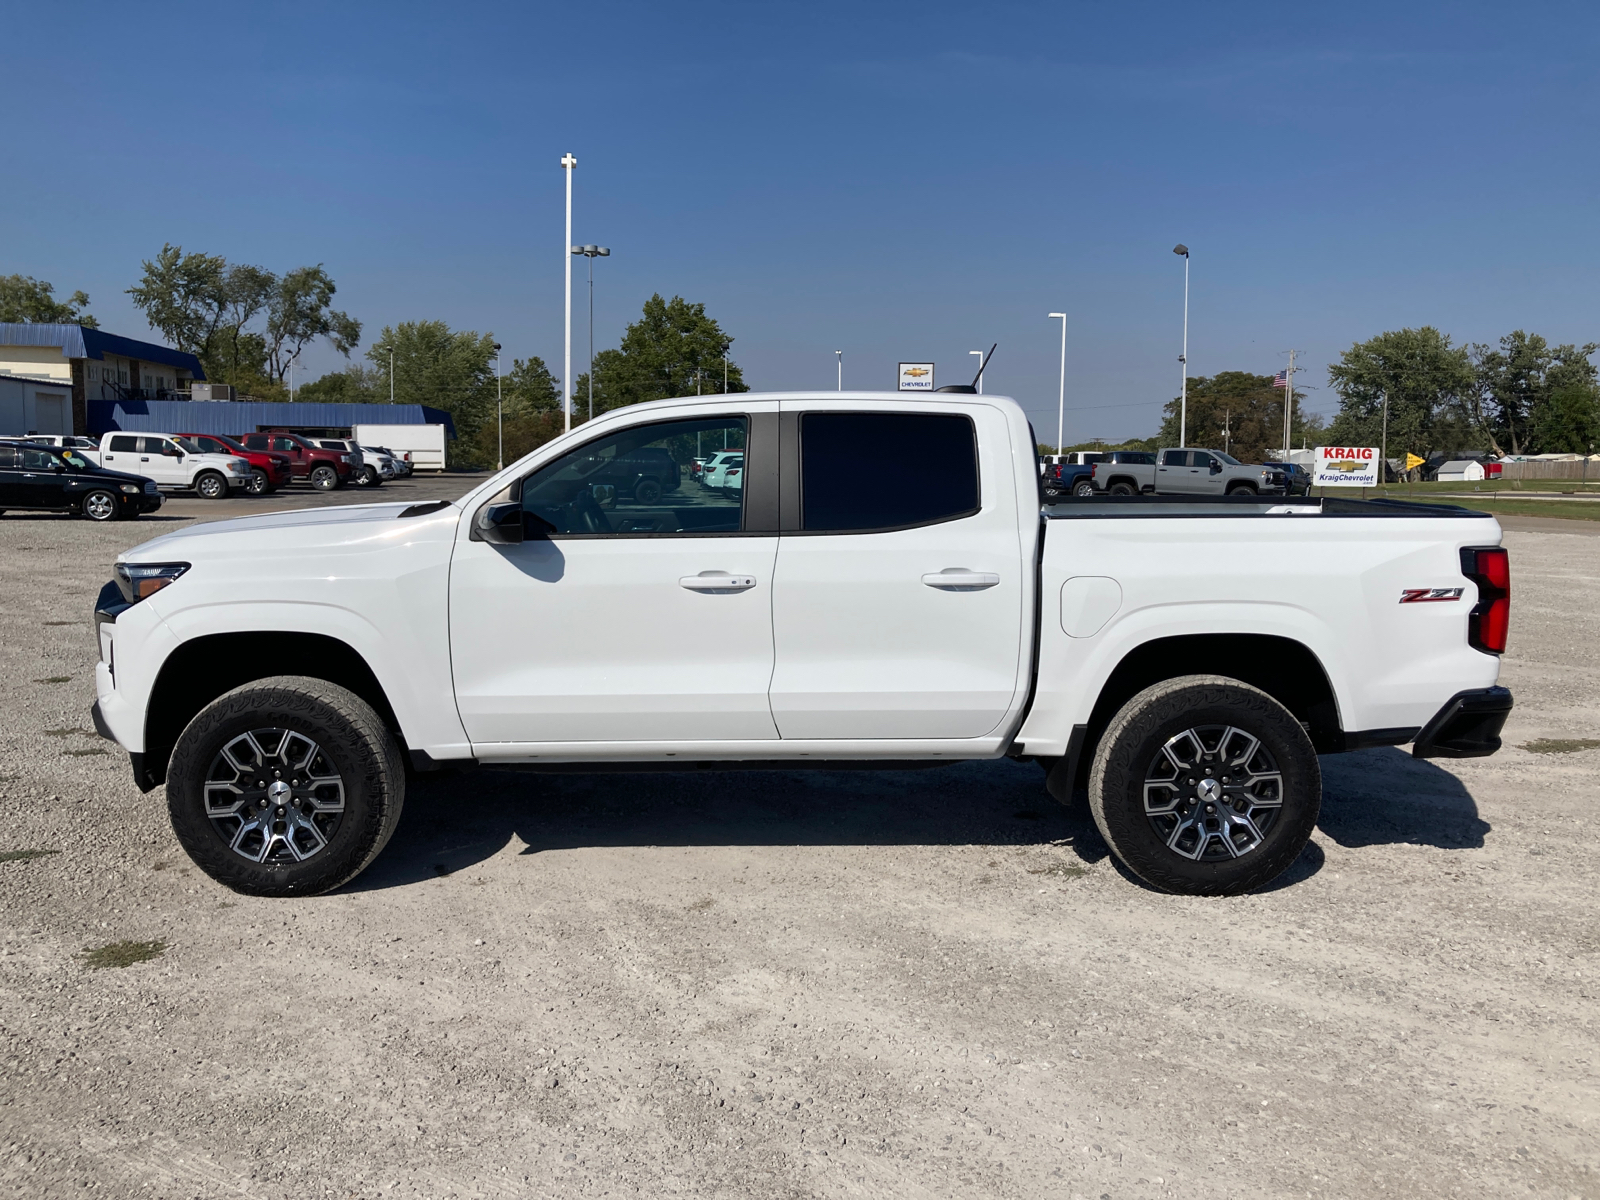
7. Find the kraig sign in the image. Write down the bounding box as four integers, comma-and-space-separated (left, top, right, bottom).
1312, 445, 1380, 488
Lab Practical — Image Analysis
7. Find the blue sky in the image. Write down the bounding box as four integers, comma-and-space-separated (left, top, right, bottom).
5, 1, 1598, 442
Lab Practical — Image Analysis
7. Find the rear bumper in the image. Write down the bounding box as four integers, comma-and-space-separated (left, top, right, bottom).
1413, 687, 1513, 759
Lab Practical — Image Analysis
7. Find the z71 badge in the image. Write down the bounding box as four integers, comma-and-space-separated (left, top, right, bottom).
1399, 587, 1465, 603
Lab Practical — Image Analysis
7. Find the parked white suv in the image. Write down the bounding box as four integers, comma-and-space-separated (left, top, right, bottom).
87, 433, 251, 499
702, 451, 744, 491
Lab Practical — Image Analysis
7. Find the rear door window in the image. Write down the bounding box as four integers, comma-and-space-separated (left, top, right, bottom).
107, 435, 138, 452
800, 412, 977, 532
1160, 450, 1189, 467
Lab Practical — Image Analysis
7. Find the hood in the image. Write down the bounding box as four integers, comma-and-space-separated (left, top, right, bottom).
116, 499, 460, 562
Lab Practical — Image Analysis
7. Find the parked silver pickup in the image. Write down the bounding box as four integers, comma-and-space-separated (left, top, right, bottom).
1094, 448, 1287, 496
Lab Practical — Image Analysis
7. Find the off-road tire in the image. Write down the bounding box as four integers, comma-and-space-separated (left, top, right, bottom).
81, 489, 119, 522
310, 464, 340, 491
1072, 480, 1096, 497
635, 478, 663, 504
195, 470, 228, 500
1107, 480, 1138, 496
1088, 675, 1320, 896
246, 468, 271, 496
1225, 482, 1258, 497
167, 677, 406, 896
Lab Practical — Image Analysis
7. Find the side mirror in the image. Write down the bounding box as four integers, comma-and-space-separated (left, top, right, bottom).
165, 447, 183, 457
591, 483, 616, 508
1210, 462, 1223, 473
472, 501, 535, 545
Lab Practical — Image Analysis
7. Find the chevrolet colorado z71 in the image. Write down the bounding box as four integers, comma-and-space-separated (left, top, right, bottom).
90, 392, 1512, 897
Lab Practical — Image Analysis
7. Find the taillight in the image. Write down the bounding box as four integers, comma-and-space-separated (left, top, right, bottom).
1461, 547, 1510, 654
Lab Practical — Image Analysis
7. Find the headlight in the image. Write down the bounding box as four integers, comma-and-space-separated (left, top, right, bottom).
340, 454, 352, 463
119, 483, 141, 494
113, 562, 190, 604
229, 461, 248, 474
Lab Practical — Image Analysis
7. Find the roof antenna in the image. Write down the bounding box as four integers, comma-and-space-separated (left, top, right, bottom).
972, 342, 997, 389
934, 343, 997, 394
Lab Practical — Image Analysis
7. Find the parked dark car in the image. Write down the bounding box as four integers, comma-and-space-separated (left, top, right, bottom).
1042, 461, 1096, 500
0, 441, 162, 521
172, 433, 294, 495
1263, 462, 1312, 496
240, 432, 354, 490
577, 445, 683, 503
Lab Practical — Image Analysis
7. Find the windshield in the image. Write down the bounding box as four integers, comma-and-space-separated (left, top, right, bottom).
1212, 451, 1241, 466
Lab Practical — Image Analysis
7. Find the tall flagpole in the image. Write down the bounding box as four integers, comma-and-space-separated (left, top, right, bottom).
561, 153, 577, 434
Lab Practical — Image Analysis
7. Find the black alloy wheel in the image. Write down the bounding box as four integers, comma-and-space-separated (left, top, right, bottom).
246, 468, 271, 496
310, 465, 340, 491
81, 490, 119, 522
195, 471, 228, 500
1087, 675, 1320, 896
167, 677, 406, 896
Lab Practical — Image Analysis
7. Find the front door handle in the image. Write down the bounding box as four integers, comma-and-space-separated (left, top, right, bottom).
680, 572, 757, 593
922, 569, 1001, 590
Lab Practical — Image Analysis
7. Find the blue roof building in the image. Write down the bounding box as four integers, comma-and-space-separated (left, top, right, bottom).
87, 398, 457, 440
0, 323, 206, 435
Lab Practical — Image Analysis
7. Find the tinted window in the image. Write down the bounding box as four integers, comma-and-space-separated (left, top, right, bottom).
272, 437, 299, 452
137, 437, 171, 454
1192, 453, 1215, 470
21, 447, 57, 469
522, 416, 745, 536
801, 412, 977, 532
1160, 450, 1188, 467
108, 435, 138, 452
0, 446, 19, 468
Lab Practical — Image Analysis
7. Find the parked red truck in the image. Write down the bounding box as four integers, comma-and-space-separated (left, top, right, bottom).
173, 434, 294, 496
239, 432, 355, 490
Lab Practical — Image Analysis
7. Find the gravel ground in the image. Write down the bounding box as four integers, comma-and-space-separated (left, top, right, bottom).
1, 485, 1596, 1199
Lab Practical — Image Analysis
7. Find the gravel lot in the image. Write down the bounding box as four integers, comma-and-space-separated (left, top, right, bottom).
1, 481, 1596, 1199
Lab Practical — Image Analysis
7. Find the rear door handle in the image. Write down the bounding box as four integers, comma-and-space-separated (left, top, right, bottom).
922, 569, 1001, 590
680, 572, 757, 592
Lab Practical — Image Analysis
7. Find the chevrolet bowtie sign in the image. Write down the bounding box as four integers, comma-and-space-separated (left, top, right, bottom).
898, 363, 935, 392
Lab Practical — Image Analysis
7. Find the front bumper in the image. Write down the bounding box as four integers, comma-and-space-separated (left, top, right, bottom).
1412, 687, 1513, 759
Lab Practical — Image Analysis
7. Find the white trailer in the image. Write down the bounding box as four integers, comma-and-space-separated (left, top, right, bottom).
352, 423, 447, 472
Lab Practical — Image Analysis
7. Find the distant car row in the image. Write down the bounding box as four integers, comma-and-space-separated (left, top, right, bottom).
0, 430, 415, 522
1040, 448, 1307, 499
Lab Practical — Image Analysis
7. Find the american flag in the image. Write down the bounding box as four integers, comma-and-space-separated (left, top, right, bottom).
1272, 369, 1289, 389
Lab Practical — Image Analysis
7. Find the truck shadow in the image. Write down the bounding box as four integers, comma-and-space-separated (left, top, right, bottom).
351, 757, 1105, 891
1317, 747, 1490, 850
349, 746, 1489, 893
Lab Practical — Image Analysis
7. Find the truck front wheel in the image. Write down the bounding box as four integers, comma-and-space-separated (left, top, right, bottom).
310, 465, 340, 491
1225, 482, 1258, 496
166, 677, 406, 896
195, 470, 228, 500
1087, 675, 1320, 896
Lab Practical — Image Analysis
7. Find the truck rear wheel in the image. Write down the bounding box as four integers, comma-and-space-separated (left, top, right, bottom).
1107, 480, 1137, 496
166, 677, 406, 896
1088, 675, 1319, 896
1072, 480, 1096, 497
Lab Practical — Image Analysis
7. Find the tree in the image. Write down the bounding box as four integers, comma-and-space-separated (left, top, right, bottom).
1155, 372, 1325, 464
0, 274, 97, 326
574, 294, 747, 416
295, 364, 384, 404
463, 355, 565, 465
1325, 328, 1478, 458
127, 245, 361, 397
1468, 331, 1599, 455
366, 322, 500, 464
265, 266, 361, 383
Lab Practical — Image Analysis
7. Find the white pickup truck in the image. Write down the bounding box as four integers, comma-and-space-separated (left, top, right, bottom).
89, 391, 1513, 899
87, 432, 253, 499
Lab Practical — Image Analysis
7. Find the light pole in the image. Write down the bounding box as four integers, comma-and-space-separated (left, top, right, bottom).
389, 349, 394, 404
571, 244, 610, 423
1049, 313, 1067, 454
492, 342, 503, 470
561, 152, 577, 433
835, 350, 842, 391
1174, 244, 1190, 446
724, 343, 730, 394
969, 350, 984, 393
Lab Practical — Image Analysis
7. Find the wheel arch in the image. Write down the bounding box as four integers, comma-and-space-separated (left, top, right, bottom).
139, 631, 403, 790
1050, 633, 1342, 798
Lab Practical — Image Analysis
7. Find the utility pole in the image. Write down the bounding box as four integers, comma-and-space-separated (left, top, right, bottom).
1222, 408, 1231, 456
1174, 244, 1190, 446
561, 152, 577, 433
389, 350, 394, 404
1281, 349, 1302, 460
1049, 313, 1067, 453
